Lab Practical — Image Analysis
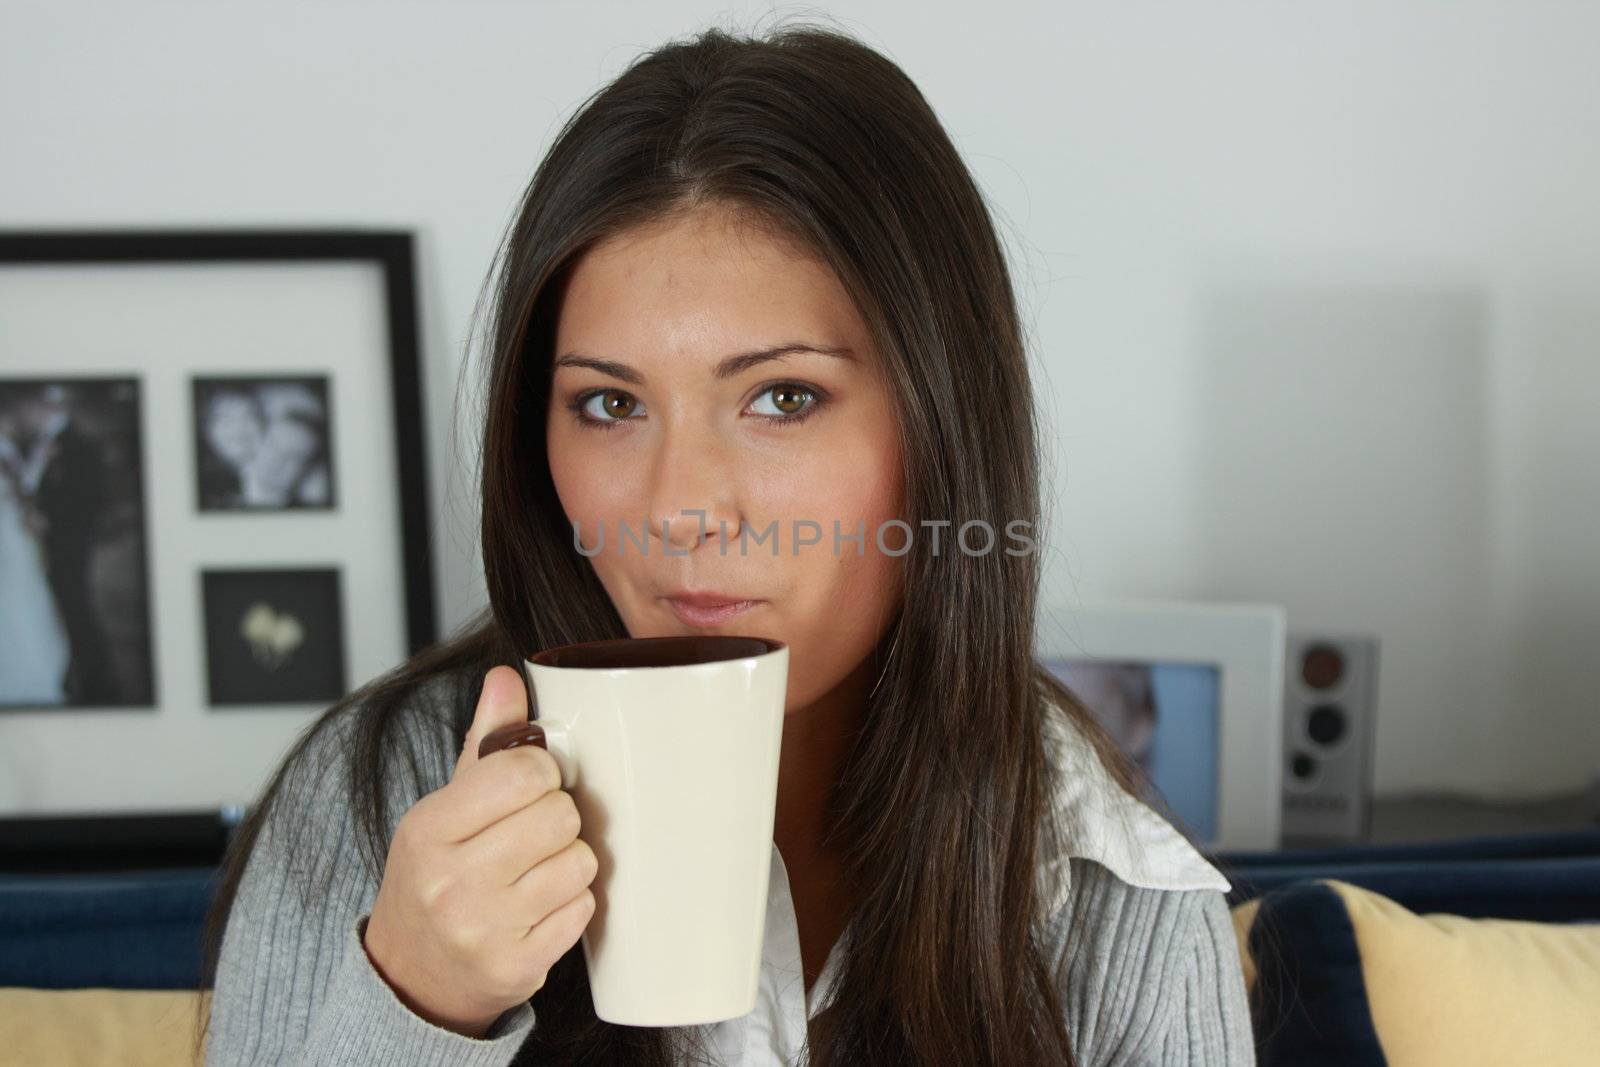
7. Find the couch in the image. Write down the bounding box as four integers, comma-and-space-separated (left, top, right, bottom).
4, 825, 1599, 1065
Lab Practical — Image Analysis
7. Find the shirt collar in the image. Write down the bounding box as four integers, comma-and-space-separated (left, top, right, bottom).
1034, 690, 1232, 918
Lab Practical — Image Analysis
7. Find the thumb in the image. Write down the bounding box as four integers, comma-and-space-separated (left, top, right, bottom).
455, 665, 530, 778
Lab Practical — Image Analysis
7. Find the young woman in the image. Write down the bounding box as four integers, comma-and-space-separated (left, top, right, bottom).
200, 21, 1255, 1066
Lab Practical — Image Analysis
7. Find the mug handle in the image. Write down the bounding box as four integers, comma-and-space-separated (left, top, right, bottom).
477, 719, 575, 784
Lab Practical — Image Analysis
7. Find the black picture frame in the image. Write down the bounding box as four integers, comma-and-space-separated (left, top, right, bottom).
0, 229, 439, 845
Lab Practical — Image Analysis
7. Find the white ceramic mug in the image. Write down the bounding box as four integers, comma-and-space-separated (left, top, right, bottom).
480, 634, 789, 1026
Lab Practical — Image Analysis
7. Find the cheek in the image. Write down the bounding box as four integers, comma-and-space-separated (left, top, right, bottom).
547, 427, 642, 526
810, 412, 901, 533
547, 426, 657, 617
766, 425, 905, 695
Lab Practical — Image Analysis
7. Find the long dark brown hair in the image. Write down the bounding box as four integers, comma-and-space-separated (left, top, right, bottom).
195, 17, 1223, 1065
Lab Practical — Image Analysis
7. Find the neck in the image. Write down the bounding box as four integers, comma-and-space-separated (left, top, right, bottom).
773, 653, 874, 865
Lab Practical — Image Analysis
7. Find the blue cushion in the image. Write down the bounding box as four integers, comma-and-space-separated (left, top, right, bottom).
1219, 827, 1600, 868
1215, 830, 1600, 923
0, 867, 218, 989
3, 827, 1598, 993
1223, 855, 1600, 923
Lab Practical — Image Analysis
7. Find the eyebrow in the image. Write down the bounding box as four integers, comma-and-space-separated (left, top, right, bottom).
551, 342, 856, 385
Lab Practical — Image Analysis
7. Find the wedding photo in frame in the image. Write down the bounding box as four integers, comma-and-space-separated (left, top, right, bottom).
0, 229, 437, 818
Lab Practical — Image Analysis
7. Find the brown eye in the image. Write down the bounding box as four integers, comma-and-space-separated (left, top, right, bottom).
751, 383, 817, 419
577, 389, 643, 424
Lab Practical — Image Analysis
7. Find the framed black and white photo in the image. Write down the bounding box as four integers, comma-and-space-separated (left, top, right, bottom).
0, 229, 436, 818
0, 375, 155, 709
192, 375, 337, 512
201, 567, 347, 706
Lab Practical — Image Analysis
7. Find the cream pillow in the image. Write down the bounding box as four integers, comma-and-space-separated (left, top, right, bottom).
1231, 879, 1600, 1067
0, 987, 209, 1067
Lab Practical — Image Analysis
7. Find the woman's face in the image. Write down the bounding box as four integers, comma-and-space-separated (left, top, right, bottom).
205, 393, 264, 469
253, 416, 319, 495
547, 204, 907, 712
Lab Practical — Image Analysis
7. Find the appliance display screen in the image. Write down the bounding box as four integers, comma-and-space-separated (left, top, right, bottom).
1042, 658, 1221, 842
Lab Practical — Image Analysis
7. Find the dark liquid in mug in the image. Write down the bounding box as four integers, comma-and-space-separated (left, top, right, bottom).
531, 634, 782, 670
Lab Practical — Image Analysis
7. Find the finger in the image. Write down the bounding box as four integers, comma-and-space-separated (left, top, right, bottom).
455, 665, 530, 780
514, 846, 600, 936
511, 887, 595, 988
515, 857, 598, 940
431, 744, 563, 843
460, 785, 584, 888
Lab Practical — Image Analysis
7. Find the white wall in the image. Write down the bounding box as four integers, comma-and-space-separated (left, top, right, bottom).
2, 0, 1595, 806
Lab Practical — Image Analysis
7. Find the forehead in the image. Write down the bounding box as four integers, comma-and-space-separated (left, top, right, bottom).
554, 206, 868, 359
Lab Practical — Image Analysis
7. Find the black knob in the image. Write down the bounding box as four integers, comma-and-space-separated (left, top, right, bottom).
1307, 703, 1347, 746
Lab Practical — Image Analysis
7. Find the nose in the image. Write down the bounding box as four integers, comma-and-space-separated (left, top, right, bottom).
645, 420, 743, 555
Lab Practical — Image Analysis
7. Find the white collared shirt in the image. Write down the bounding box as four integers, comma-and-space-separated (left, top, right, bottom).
695, 702, 1232, 1065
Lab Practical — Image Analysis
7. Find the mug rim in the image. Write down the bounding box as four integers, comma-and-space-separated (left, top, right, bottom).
526, 634, 786, 670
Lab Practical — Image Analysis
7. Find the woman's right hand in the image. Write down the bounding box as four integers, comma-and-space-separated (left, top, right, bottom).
362, 665, 598, 1037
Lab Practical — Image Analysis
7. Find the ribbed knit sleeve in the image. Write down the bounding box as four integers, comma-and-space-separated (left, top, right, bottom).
1050, 857, 1256, 1067
205, 678, 538, 1065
